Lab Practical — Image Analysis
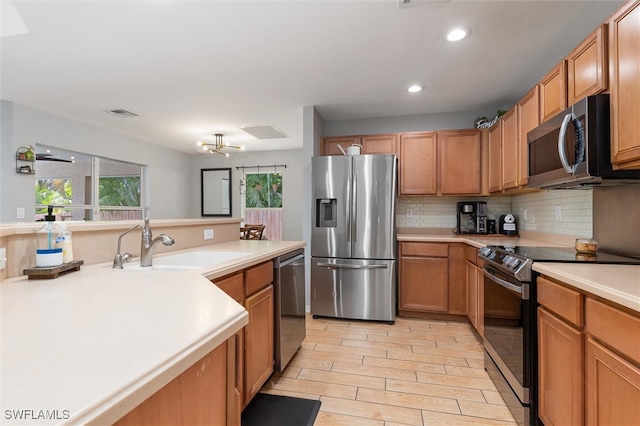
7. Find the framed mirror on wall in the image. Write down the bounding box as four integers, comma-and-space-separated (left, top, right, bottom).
201, 168, 232, 217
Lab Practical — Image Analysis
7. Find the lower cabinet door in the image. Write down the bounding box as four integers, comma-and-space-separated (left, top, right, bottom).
399, 256, 448, 312
244, 284, 274, 406
538, 307, 584, 426
586, 337, 640, 426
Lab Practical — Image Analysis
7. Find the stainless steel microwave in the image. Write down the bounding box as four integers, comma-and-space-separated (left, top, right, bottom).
527, 94, 640, 189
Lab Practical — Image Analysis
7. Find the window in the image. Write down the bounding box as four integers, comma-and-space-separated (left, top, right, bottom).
35, 145, 145, 221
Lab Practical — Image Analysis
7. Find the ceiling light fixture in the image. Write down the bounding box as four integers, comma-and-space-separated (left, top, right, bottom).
197, 133, 244, 157
446, 27, 470, 42
408, 85, 423, 93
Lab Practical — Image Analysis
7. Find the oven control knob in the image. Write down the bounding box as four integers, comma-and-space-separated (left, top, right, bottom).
503, 255, 513, 265
480, 247, 492, 257
506, 257, 520, 269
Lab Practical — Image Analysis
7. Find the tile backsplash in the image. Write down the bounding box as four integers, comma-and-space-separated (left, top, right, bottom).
396, 197, 511, 230
397, 189, 593, 237
511, 190, 592, 237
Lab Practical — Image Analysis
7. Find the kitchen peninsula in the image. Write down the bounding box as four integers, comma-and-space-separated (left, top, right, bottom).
0, 222, 305, 425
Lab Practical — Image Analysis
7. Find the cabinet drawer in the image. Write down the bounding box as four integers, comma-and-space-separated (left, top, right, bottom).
537, 276, 583, 327
214, 272, 244, 304
586, 298, 640, 364
401, 242, 448, 258
245, 261, 274, 296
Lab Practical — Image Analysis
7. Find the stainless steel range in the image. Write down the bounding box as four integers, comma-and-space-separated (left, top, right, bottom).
479, 245, 640, 426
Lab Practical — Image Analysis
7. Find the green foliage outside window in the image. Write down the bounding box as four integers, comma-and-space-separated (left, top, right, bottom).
99, 176, 141, 206
245, 173, 282, 208
35, 178, 72, 214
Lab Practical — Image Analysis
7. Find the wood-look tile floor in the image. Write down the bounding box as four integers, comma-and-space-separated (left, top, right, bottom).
261, 315, 519, 426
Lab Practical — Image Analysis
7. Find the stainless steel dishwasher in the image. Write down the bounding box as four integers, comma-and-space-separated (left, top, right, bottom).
273, 248, 306, 371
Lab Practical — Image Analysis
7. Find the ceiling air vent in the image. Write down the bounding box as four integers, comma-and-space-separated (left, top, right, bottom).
240, 124, 287, 139
105, 109, 139, 118
399, 0, 450, 8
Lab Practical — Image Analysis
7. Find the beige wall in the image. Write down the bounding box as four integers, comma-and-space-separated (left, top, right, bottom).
1, 219, 241, 280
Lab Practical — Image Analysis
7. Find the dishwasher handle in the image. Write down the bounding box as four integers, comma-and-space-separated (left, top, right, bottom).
276, 253, 304, 268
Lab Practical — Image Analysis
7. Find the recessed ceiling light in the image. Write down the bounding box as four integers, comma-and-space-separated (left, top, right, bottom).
446, 27, 470, 42
408, 85, 423, 93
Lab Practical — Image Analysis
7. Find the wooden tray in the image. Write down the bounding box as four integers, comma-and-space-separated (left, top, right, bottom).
24, 260, 84, 280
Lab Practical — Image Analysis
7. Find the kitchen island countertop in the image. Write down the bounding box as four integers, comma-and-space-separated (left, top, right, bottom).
0, 240, 305, 425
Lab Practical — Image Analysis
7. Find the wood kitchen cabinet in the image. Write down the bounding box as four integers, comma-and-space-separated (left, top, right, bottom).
539, 61, 567, 124
609, 0, 640, 170
399, 132, 438, 195
438, 130, 481, 195
567, 24, 608, 106
398, 242, 448, 314
211, 261, 275, 411
516, 86, 540, 187
537, 274, 640, 426
399, 129, 481, 196
500, 107, 518, 190
243, 261, 274, 406
213, 272, 245, 420
447, 243, 467, 315
487, 120, 502, 193
115, 339, 234, 426
323, 134, 397, 156
323, 136, 358, 156
465, 245, 483, 334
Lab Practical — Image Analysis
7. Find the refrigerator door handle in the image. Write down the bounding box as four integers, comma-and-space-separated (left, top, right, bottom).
352, 171, 357, 243
346, 171, 351, 244
316, 262, 388, 270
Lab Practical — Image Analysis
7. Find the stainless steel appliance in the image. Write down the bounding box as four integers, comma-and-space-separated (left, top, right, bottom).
479, 245, 640, 426
311, 154, 397, 323
527, 94, 640, 189
456, 201, 487, 234
273, 248, 306, 371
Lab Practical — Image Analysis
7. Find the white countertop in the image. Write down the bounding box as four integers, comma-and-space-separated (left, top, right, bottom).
0, 240, 305, 425
396, 232, 569, 249
534, 262, 640, 313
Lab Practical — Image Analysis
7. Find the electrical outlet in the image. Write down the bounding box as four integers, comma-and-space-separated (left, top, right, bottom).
406, 208, 413, 218
555, 205, 562, 221
16, 207, 25, 219
523, 208, 528, 221
204, 229, 214, 240
0, 248, 6, 270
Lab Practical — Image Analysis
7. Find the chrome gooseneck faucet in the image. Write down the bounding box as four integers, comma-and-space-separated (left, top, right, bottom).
139, 218, 175, 267
112, 219, 175, 269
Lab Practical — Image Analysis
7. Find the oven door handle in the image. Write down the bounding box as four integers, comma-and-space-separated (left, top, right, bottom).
483, 266, 523, 296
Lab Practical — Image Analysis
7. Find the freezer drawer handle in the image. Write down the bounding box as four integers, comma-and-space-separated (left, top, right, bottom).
317, 263, 387, 270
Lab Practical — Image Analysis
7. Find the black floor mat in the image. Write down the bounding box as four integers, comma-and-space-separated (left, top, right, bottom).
241, 393, 321, 426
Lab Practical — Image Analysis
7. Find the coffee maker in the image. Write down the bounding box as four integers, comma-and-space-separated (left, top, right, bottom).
456, 201, 488, 234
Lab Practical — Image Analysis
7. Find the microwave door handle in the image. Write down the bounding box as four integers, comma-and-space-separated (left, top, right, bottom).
558, 113, 577, 174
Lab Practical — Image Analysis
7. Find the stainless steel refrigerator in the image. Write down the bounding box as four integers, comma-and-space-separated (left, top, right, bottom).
311, 154, 397, 323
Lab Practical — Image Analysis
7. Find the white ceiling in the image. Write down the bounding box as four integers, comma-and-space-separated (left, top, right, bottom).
1, 0, 624, 155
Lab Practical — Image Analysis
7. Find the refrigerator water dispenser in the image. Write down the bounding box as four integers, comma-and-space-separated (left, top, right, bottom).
316, 198, 337, 227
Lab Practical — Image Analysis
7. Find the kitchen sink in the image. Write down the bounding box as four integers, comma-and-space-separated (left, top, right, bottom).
110, 249, 255, 270
145, 250, 254, 267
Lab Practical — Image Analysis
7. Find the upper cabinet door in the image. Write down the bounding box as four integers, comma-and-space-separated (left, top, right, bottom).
439, 129, 481, 195
501, 108, 518, 190
609, 0, 640, 170
361, 134, 398, 155
517, 86, 540, 187
567, 24, 608, 106
323, 136, 359, 156
399, 132, 438, 195
539, 61, 567, 123
488, 121, 502, 193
